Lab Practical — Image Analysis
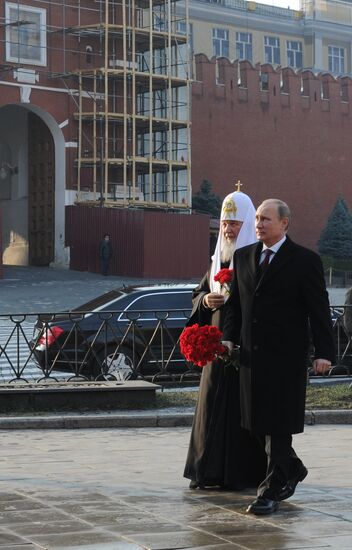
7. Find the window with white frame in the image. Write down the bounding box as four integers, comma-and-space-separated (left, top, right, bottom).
328, 46, 345, 74
176, 20, 187, 35
264, 36, 280, 65
236, 32, 252, 61
287, 40, 303, 68
212, 28, 229, 58
5, 2, 46, 66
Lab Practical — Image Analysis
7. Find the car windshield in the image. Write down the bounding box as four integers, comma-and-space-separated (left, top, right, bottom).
118, 290, 192, 320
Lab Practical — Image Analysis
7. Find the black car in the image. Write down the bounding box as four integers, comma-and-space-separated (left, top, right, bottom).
31, 284, 196, 381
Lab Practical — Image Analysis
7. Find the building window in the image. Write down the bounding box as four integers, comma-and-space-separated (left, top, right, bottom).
153, 14, 166, 32
5, 2, 47, 66
236, 32, 252, 61
212, 28, 229, 58
188, 23, 194, 55
287, 40, 302, 68
328, 46, 345, 74
153, 48, 167, 75
177, 21, 193, 53
264, 36, 280, 65
176, 20, 187, 35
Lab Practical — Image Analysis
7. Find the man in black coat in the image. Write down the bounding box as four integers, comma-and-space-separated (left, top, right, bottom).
222, 199, 335, 515
99, 234, 113, 276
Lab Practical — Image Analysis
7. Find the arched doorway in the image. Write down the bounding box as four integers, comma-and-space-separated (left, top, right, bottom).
0, 104, 66, 267
28, 112, 55, 265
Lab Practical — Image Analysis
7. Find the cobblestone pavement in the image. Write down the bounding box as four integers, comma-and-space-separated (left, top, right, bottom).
0, 265, 347, 313
0, 425, 351, 549
0, 267, 351, 549
0, 265, 197, 314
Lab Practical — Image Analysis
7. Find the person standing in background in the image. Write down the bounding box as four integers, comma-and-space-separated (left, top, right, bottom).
99, 234, 113, 276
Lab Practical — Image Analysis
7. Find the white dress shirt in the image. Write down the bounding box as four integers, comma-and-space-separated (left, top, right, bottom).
260, 235, 287, 265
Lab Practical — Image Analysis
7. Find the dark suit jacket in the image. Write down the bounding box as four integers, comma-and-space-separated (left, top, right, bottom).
222, 236, 335, 435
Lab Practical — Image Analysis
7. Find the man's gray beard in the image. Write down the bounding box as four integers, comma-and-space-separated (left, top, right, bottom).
221, 239, 236, 263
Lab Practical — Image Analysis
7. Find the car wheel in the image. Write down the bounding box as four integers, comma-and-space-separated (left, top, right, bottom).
96, 345, 137, 381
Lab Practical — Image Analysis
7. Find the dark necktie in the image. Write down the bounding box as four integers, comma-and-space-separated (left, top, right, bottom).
260, 249, 273, 273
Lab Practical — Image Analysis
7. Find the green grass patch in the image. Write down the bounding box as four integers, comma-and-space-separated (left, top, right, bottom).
156, 384, 352, 410
156, 390, 198, 408
0, 384, 349, 414
306, 383, 352, 409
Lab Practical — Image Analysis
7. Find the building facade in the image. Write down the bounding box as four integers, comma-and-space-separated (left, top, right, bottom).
184, 0, 352, 252
181, 0, 352, 76
0, 0, 193, 270
1, 0, 352, 273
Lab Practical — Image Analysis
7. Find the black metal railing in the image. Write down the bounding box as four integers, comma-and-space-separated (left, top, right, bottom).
325, 268, 352, 288
0, 306, 351, 385
0, 309, 199, 384
327, 305, 352, 376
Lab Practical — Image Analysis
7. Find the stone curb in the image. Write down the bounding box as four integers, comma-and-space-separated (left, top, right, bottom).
0, 410, 350, 429
0, 413, 194, 430
305, 409, 352, 425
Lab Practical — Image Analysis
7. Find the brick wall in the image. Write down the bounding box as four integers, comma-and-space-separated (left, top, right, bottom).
191, 55, 352, 251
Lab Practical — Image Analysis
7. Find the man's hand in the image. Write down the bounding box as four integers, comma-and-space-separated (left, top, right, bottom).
203, 292, 225, 310
312, 358, 332, 375
221, 340, 234, 354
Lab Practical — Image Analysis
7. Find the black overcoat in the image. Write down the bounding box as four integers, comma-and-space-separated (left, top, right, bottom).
222, 237, 335, 436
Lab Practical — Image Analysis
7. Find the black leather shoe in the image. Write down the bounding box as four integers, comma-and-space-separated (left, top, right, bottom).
246, 497, 279, 515
276, 466, 308, 501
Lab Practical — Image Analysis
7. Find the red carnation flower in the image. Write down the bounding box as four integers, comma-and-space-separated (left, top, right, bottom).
214, 268, 234, 286
180, 324, 226, 367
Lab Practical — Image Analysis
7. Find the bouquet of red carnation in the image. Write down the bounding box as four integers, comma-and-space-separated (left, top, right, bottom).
214, 268, 234, 286
180, 323, 227, 367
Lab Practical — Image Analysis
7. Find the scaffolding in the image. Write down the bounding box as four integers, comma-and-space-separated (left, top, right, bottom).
64, 0, 191, 210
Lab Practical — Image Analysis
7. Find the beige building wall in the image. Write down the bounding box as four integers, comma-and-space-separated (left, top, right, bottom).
187, 0, 352, 76
304, 37, 314, 68
312, 0, 352, 25
191, 19, 305, 69
192, 20, 232, 59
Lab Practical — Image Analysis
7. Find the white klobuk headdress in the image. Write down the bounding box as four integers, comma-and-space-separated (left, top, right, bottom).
210, 191, 257, 293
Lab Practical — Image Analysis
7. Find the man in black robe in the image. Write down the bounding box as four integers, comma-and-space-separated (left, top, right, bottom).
184, 190, 267, 490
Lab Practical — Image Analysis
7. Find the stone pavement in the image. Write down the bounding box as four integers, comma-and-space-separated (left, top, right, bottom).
0, 266, 351, 549
0, 425, 351, 549
0, 265, 197, 314
0, 265, 348, 313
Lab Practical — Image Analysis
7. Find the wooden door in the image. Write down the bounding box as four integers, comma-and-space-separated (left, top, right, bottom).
28, 113, 55, 266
